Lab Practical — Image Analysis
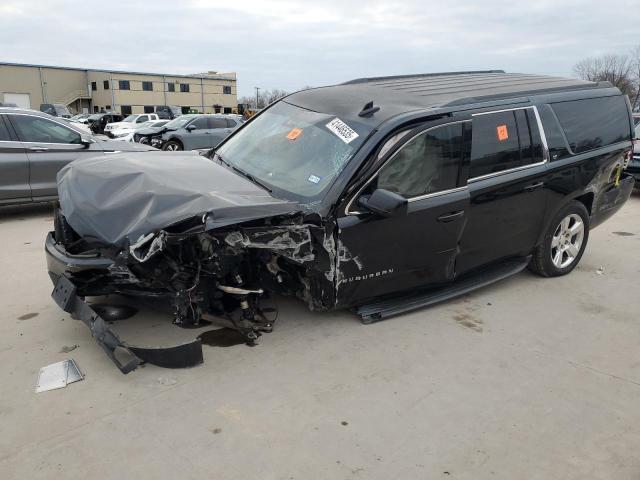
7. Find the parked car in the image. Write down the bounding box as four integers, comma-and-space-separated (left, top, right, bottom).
69, 113, 92, 124
0, 102, 18, 107
40, 103, 72, 118
114, 120, 169, 142
103, 113, 160, 138
132, 119, 174, 144
0, 108, 153, 206
156, 105, 182, 120
86, 112, 123, 134
152, 114, 241, 150
627, 121, 640, 186
45, 71, 635, 372
58, 117, 92, 135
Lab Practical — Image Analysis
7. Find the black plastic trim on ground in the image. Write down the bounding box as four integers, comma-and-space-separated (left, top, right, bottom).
51, 276, 203, 374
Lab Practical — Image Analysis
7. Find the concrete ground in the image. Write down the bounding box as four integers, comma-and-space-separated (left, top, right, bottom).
0, 195, 639, 480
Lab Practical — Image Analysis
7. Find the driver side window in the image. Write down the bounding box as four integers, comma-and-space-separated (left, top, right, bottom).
376, 123, 465, 198
10, 115, 81, 144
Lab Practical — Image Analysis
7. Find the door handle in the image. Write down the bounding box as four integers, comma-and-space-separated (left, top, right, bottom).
437, 210, 464, 223
524, 181, 544, 191
28, 146, 49, 152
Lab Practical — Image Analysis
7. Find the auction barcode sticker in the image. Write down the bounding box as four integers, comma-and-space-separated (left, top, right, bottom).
326, 118, 359, 144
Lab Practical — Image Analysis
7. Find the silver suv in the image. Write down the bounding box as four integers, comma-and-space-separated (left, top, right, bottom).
0, 108, 153, 206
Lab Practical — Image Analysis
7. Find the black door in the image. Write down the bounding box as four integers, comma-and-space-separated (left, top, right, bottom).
456, 106, 549, 274
336, 121, 471, 307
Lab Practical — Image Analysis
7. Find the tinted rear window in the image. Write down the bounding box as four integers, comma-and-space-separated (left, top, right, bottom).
551, 96, 630, 154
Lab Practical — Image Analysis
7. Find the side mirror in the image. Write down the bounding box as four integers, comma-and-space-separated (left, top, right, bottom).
80, 135, 93, 148
186, 124, 197, 132
358, 188, 408, 218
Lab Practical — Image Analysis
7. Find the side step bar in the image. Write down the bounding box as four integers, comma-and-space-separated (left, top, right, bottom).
356, 256, 531, 324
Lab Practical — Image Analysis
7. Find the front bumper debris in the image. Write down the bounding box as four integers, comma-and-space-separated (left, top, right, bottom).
52, 276, 203, 374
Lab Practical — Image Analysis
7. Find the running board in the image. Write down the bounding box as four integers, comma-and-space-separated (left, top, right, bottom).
356, 256, 531, 324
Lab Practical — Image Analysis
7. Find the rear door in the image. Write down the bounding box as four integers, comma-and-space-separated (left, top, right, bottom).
336, 120, 471, 306
0, 114, 31, 203
7, 113, 103, 199
207, 117, 231, 147
456, 106, 549, 274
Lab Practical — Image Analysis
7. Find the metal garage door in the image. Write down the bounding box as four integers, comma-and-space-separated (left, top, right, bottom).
3, 93, 31, 109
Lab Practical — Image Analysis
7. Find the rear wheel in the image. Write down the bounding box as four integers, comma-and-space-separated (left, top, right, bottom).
529, 201, 589, 277
162, 140, 183, 151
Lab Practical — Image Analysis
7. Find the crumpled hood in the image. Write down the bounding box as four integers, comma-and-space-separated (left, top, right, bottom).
57, 151, 299, 247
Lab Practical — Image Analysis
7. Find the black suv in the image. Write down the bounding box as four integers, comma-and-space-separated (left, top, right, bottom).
45, 71, 635, 372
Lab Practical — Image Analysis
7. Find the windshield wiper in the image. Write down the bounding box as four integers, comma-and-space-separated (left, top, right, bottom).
215, 153, 272, 193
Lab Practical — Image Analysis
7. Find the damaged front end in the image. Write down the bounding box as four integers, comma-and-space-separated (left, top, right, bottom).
46, 203, 338, 373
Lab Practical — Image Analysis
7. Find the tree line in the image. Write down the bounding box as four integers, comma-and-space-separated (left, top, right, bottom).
574, 45, 640, 110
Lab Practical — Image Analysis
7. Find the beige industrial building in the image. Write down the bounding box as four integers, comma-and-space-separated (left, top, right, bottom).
0, 61, 238, 115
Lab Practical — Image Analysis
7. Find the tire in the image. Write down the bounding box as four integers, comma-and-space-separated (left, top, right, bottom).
162, 140, 183, 151
529, 201, 590, 277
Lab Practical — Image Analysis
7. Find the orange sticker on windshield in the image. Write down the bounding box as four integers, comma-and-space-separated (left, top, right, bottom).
496, 124, 508, 141
287, 128, 303, 140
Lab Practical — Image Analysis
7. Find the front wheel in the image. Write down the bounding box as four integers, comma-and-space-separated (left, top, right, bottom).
162, 140, 183, 151
529, 201, 590, 277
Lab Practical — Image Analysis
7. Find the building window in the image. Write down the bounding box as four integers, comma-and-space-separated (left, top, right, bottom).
93, 106, 99, 113
105, 105, 111, 111
179, 83, 189, 93
223, 107, 232, 114
142, 81, 153, 91
119, 80, 130, 90
167, 83, 175, 92
213, 105, 221, 113
103, 80, 110, 89
223, 85, 232, 94
121, 105, 132, 115
181, 106, 191, 114
91, 81, 97, 91
144, 106, 155, 113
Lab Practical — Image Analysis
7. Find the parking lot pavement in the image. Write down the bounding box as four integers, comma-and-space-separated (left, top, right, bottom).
0, 195, 639, 480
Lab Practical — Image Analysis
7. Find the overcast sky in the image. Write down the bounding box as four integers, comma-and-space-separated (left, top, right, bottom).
1, 0, 639, 98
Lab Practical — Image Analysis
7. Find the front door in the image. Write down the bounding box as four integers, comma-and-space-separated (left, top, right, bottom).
7, 113, 101, 199
336, 120, 471, 307
0, 114, 30, 203
456, 106, 549, 274
184, 116, 211, 149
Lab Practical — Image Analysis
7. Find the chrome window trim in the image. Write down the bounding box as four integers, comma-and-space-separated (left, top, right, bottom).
345, 120, 470, 216
2, 112, 85, 146
467, 105, 549, 183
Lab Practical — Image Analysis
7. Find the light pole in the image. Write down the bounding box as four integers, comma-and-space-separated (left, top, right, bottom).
255, 87, 260, 109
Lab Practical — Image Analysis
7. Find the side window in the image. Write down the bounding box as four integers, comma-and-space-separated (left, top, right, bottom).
209, 118, 227, 129
0, 116, 11, 141
189, 117, 208, 130
136, 115, 148, 123
226, 119, 237, 128
469, 108, 543, 179
376, 123, 464, 198
551, 96, 631, 154
470, 111, 520, 179
10, 115, 81, 144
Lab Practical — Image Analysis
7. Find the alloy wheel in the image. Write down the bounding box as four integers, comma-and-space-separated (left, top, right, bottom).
550, 213, 584, 268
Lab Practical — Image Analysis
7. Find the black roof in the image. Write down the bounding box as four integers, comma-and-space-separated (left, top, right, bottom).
286, 71, 610, 124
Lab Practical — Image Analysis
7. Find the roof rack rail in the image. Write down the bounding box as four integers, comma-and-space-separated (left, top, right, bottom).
342, 70, 506, 85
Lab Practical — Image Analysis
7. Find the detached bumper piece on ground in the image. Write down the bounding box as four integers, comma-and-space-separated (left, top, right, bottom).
52, 276, 203, 373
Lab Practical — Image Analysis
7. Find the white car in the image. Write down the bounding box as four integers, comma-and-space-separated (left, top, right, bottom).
111, 120, 169, 141
104, 113, 160, 137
